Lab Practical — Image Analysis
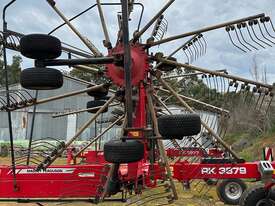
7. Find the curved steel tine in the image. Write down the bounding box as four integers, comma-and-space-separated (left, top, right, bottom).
9, 90, 26, 104
243, 84, 251, 104
256, 19, 275, 45
249, 21, 272, 47
221, 123, 229, 138
254, 88, 263, 110
155, 32, 163, 41
226, 26, 247, 52
258, 89, 269, 111
186, 45, 193, 63
200, 34, 207, 54
212, 75, 218, 101
182, 47, 190, 63
268, 17, 275, 32
20, 89, 35, 100
0, 96, 7, 105
192, 39, 199, 60
224, 78, 232, 106
232, 25, 252, 51
236, 82, 245, 107
196, 38, 204, 58
222, 76, 227, 97
6, 35, 14, 48
6, 93, 18, 107
201, 74, 207, 98
220, 76, 226, 100
31, 140, 58, 148
239, 83, 246, 100
11, 35, 18, 48
236, 81, 241, 94
208, 74, 214, 101
265, 93, 273, 115
219, 76, 225, 97
188, 42, 197, 61
7, 35, 16, 49
159, 30, 166, 40
215, 75, 222, 99
196, 36, 203, 57
237, 23, 258, 50
205, 75, 211, 101
244, 23, 265, 49
248, 86, 257, 108
158, 23, 167, 33
210, 113, 217, 132
262, 20, 275, 39
198, 35, 205, 55
31, 144, 55, 151
15, 90, 32, 103
34, 137, 62, 143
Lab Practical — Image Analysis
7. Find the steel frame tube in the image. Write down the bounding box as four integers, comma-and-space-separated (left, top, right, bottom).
52, 103, 120, 118
72, 65, 99, 74
96, 0, 111, 48
26, 90, 38, 165
74, 115, 124, 157
46, 0, 102, 56
36, 84, 106, 105
155, 57, 273, 90
146, 88, 178, 200
66, 95, 115, 147
155, 87, 229, 114
162, 70, 226, 79
121, 0, 133, 128
2, 0, 17, 190
63, 74, 117, 94
41, 95, 116, 169
149, 13, 265, 47
40, 57, 114, 67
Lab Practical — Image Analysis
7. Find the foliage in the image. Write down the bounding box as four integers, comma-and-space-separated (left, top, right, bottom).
0, 55, 22, 86
69, 66, 107, 85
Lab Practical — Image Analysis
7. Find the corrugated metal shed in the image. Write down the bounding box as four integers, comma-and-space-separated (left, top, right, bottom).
0, 76, 119, 143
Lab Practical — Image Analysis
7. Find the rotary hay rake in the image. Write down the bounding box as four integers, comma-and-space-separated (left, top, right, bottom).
1, 0, 275, 205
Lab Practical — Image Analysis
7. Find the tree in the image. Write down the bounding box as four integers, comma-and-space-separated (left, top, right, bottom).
69, 66, 107, 85
0, 55, 22, 86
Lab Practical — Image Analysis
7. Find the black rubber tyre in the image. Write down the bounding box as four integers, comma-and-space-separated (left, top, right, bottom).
87, 85, 109, 98
157, 114, 201, 140
104, 140, 144, 163
240, 185, 275, 206
217, 179, 247, 205
20, 67, 63, 90
158, 57, 177, 72
86, 100, 108, 113
20, 34, 61, 60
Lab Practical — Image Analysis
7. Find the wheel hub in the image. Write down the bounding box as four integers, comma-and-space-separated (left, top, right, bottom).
225, 182, 243, 200
106, 43, 149, 87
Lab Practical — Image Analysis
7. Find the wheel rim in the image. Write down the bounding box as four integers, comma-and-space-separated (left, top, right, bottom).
224, 182, 243, 200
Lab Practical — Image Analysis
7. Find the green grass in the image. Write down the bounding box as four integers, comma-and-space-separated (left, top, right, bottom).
224, 124, 275, 161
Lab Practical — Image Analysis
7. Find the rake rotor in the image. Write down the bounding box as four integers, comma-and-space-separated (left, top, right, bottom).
1, 0, 275, 205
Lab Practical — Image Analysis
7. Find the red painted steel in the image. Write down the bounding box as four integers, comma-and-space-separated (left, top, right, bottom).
0, 164, 108, 198
173, 161, 275, 181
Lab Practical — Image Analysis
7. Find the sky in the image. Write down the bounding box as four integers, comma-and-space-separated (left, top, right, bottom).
1, 0, 275, 84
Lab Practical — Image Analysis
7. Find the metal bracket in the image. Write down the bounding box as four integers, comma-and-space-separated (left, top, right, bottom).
258, 161, 274, 182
